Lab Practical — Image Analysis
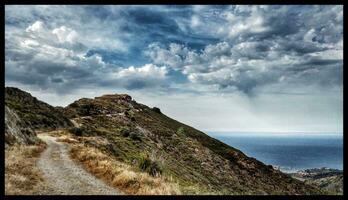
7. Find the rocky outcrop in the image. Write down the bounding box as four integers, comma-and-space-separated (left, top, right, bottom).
5, 105, 39, 148
5, 87, 73, 130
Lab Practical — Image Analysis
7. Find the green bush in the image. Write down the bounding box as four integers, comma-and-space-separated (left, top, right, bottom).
148, 162, 162, 177
177, 126, 185, 136
68, 126, 96, 136
125, 111, 136, 121
120, 127, 130, 137
139, 154, 152, 171
69, 127, 83, 136
152, 107, 161, 114
138, 154, 162, 177
129, 132, 141, 141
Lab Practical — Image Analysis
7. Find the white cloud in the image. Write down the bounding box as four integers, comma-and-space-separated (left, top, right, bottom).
110, 64, 169, 89
203, 42, 230, 57
214, 6, 270, 39
83, 54, 106, 69
25, 21, 45, 32
190, 15, 201, 28
303, 28, 316, 42
117, 63, 167, 78
52, 26, 78, 43
20, 39, 40, 48
146, 43, 184, 69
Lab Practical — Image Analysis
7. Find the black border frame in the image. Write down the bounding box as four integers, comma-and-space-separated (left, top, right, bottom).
1, 1, 346, 200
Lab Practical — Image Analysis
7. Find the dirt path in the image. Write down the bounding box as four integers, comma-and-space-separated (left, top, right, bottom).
37, 134, 120, 195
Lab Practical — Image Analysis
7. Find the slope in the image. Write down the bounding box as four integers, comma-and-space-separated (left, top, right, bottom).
5, 87, 73, 130
63, 93, 323, 195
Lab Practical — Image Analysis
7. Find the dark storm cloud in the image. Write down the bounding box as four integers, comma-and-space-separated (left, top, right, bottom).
144, 5, 342, 94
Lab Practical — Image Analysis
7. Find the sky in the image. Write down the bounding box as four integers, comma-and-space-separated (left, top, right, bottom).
5, 5, 343, 133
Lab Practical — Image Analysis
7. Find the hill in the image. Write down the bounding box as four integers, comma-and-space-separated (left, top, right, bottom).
290, 168, 343, 195
4, 87, 324, 194
62, 93, 323, 195
5, 105, 40, 148
5, 87, 73, 130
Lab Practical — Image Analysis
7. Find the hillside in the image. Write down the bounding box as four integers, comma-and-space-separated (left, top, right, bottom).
5, 105, 40, 148
290, 168, 343, 195
5, 87, 73, 130
4, 87, 325, 195
62, 93, 323, 195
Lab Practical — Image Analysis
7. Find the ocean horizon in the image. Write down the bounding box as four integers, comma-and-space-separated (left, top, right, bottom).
207, 132, 343, 173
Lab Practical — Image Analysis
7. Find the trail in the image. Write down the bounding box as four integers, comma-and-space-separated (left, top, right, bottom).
37, 133, 120, 195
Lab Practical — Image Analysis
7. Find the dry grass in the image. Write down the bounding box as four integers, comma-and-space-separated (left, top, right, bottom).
56, 135, 79, 144
5, 144, 47, 195
41, 129, 66, 137
70, 143, 182, 195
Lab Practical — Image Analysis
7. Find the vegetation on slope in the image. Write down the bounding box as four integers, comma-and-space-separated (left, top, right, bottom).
5, 87, 73, 130
69, 141, 181, 195
63, 93, 323, 195
290, 168, 343, 195
5, 144, 47, 195
4, 88, 326, 195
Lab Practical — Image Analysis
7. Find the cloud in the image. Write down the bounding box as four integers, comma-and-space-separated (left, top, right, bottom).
5, 5, 342, 132
5, 20, 170, 94
25, 21, 45, 32
6, 5, 343, 96
144, 5, 343, 94
145, 42, 186, 70
52, 26, 78, 43
113, 64, 168, 90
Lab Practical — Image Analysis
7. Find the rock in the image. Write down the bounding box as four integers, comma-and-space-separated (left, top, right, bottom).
5, 105, 39, 147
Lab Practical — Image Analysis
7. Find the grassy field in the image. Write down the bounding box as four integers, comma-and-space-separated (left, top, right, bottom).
5, 144, 47, 195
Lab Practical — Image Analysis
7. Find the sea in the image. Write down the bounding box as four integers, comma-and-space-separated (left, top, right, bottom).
207, 132, 343, 173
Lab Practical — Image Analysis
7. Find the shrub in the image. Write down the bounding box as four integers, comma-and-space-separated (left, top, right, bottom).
129, 132, 141, 141
69, 126, 97, 137
176, 127, 185, 136
69, 127, 83, 136
120, 127, 130, 137
139, 154, 152, 171
79, 104, 93, 116
152, 107, 161, 114
148, 161, 162, 177
138, 154, 162, 177
125, 111, 136, 121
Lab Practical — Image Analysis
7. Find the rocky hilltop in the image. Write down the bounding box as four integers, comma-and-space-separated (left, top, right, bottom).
4, 87, 324, 195
5, 87, 73, 130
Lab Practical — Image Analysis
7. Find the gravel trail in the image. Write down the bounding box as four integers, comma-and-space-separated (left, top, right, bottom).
37, 134, 120, 195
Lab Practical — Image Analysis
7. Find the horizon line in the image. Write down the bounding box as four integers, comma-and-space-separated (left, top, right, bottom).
205, 131, 343, 135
